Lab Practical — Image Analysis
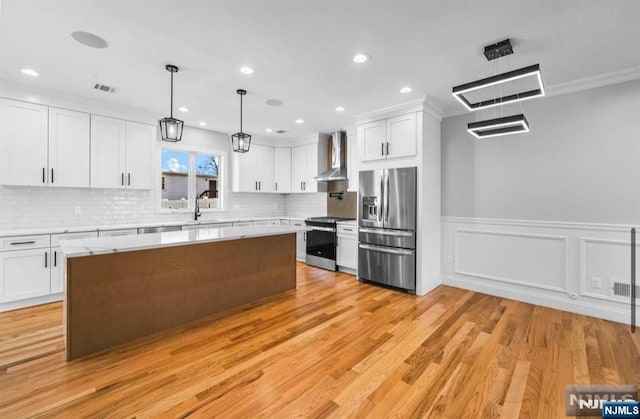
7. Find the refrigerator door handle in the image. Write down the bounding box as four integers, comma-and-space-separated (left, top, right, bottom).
379, 173, 384, 223
385, 173, 390, 223
359, 243, 414, 256
359, 228, 413, 237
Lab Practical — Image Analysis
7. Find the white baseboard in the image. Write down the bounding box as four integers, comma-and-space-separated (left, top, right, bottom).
0, 293, 63, 313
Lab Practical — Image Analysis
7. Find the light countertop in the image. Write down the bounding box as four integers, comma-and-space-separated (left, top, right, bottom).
0, 216, 311, 238
59, 224, 304, 258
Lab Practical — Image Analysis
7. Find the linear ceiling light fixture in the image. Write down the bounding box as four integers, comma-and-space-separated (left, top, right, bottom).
467, 114, 529, 139
159, 64, 184, 143
452, 39, 545, 112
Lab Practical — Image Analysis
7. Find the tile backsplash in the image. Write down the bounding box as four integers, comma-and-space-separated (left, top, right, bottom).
0, 186, 309, 230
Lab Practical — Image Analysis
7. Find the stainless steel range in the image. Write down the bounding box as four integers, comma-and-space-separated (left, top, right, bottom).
305, 216, 355, 271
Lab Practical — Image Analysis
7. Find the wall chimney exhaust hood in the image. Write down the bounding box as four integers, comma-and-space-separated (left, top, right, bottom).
314, 131, 348, 182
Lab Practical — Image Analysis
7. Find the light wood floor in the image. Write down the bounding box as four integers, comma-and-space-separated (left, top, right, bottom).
0, 263, 638, 418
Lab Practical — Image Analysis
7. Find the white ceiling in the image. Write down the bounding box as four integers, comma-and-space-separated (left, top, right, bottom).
1, 0, 639, 138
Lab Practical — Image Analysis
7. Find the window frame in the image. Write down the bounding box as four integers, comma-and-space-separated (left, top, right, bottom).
157, 143, 226, 213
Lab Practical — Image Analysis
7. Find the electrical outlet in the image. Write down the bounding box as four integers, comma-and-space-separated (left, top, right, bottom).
591, 277, 602, 290
74, 206, 82, 215
447, 256, 453, 265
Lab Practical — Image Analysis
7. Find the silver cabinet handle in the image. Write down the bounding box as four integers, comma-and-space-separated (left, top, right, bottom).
379, 175, 384, 223
359, 243, 414, 256
44, 251, 48, 268
386, 173, 390, 222
54, 250, 57, 267
386, 142, 389, 156
342, 228, 353, 232
310, 226, 336, 233
359, 228, 413, 237
10, 240, 36, 245
255, 181, 258, 191
381, 142, 384, 156
51, 168, 54, 184
259, 181, 261, 191
128, 173, 131, 186
121, 173, 125, 186
275, 182, 278, 192
42, 168, 46, 184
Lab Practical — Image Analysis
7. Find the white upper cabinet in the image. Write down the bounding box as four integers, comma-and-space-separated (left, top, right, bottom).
359, 112, 417, 162
360, 119, 386, 162
274, 147, 291, 193
0, 99, 49, 186
48, 107, 90, 188
125, 121, 155, 189
91, 116, 154, 189
291, 143, 319, 193
232, 143, 275, 192
91, 116, 126, 188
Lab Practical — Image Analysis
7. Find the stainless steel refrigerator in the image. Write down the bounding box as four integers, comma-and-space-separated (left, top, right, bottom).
358, 167, 417, 293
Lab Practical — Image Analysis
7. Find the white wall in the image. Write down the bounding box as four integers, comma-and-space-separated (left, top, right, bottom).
441, 80, 640, 324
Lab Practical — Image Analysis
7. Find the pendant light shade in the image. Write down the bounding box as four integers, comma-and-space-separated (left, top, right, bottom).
231, 89, 251, 153
159, 64, 184, 142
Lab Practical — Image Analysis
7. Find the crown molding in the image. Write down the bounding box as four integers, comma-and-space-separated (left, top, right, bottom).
354, 97, 443, 124
545, 65, 640, 98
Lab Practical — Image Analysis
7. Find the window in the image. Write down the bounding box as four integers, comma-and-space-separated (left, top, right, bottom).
161, 148, 223, 210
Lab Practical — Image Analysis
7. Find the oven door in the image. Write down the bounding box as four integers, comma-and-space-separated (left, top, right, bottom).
358, 243, 416, 292
306, 226, 336, 270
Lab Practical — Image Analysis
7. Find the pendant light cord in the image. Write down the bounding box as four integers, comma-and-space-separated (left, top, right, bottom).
170, 71, 174, 118
240, 93, 243, 133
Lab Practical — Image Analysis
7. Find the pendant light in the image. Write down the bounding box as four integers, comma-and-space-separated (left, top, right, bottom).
231, 89, 251, 153
159, 64, 184, 142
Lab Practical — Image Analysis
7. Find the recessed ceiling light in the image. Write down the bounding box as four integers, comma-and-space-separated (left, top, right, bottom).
20, 68, 39, 77
71, 31, 108, 49
199, 122, 206, 126
240, 66, 254, 75
295, 119, 304, 124
265, 128, 273, 133
178, 107, 189, 113
400, 86, 412, 93
353, 53, 370, 64
265, 99, 283, 106
335, 106, 345, 112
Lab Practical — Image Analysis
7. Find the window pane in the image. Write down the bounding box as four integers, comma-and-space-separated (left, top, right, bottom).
161, 150, 190, 209
196, 154, 220, 209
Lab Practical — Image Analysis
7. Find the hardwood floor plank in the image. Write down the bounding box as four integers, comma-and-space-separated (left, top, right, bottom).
0, 263, 637, 418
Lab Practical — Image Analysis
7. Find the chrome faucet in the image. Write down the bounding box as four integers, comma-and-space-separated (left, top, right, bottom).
194, 195, 202, 221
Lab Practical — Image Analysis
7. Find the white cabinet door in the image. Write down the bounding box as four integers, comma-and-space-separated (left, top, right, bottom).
50, 247, 64, 294
274, 147, 291, 193
386, 113, 417, 159
290, 221, 306, 261
232, 147, 256, 192
255, 145, 274, 193
125, 122, 155, 189
337, 235, 358, 270
291, 145, 306, 193
304, 143, 318, 193
0, 248, 50, 303
359, 119, 386, 162
0, 99, 49, 186
91, 116, 126, 188
48, 107, 90, 188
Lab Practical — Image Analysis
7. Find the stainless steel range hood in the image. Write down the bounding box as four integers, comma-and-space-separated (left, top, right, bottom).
314, 131, 348, 182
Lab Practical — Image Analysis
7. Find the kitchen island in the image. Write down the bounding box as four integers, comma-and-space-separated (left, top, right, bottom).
59, 225, 302, 361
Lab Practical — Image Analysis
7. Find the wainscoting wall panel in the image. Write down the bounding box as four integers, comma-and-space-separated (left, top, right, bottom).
442, 217, 635, 324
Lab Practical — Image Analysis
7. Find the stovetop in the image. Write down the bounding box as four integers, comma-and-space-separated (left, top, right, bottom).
305, 216, 356, 225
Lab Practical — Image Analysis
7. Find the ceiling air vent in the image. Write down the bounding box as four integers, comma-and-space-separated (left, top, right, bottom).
93, 83, 117, 93
275, 130, 287, 134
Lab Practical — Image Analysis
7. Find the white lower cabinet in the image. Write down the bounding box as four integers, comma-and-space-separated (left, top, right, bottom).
0, 248, 50, 303
50, 247, 64, 294
337, 224, 358, 272
290, 221, 306, 261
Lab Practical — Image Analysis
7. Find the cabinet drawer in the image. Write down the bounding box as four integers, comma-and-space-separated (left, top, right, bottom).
290, 221, 305, 227
337, 224, 357, 236
51, 231, 98, 247
0, 235, 50, 251
98, 228, 139, 237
